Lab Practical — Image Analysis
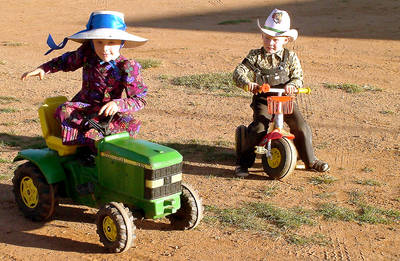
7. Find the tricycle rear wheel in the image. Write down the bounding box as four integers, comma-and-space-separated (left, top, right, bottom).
235, 125, 247, 157
12, 162, 58, 221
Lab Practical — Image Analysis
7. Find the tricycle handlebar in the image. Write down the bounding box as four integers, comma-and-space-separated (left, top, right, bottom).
258, 84, 311, 95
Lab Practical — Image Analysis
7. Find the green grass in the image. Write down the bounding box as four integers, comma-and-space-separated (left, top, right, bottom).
0, 134, 46, 149
0, 158, 11, 163
205, 202, 315, 231
0, 96, 20, 105
361, 167, 374, 173
170, 72, 241, 93
160, 139, 235, 163
317, 203, 357, 221
0, 108, 18, 113
355, 179, 381, 186
22, 118, 39, 124
357, 204, 400, 224
323, 83, 382, 93
379, 110, 394, 115
262, 183, 280, 197
309, 174, 337, 185
317, 202, 400, 224
1, 41, 26, 46
218, 19, 252, 25
287, 233, 331, 246
136, 58, 162, 69
205, 199, 399, 244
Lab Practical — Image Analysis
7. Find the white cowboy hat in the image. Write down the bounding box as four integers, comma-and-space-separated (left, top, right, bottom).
257, 9, 298, 41
46, 11, 147, 55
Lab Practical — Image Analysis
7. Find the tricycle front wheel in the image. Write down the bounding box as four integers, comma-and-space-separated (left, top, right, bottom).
262, 137, 297, 180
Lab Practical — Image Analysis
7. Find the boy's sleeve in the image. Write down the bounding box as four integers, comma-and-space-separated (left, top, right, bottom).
114, 60, 147, 113
233, 50, 257, 90
39, 45, 85, 74
286, 52, 303, 88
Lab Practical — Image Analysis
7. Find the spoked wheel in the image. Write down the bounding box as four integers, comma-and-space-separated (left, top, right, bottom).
96, 202, 136, 253
262, 137, 297, 180
12, 162, 58, 221
167, 183, 203, 230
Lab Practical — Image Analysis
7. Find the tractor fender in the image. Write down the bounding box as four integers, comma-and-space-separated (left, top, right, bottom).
13, 148, 66, 184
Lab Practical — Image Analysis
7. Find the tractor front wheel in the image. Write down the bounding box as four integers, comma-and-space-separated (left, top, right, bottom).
12, 162, 58, 221
96, 202, 136, 253
168, 183, 203, 230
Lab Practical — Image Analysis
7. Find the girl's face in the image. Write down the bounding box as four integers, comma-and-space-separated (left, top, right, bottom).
92, 39, 122, 62
262, 34, 289, 54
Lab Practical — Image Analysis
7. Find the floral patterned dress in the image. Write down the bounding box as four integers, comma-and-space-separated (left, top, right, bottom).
40, 42, 147, 145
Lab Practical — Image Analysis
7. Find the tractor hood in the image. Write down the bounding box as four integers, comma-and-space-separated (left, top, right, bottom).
97, 132, 182, 170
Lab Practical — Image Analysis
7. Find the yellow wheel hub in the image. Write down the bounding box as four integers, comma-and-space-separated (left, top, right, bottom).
20, 176, 38, 208
268, 148, 282, 168
103, 216, 117, 242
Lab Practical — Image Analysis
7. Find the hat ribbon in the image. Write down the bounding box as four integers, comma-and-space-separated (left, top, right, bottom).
45, 13, 126, 55
263, 26, 286, 34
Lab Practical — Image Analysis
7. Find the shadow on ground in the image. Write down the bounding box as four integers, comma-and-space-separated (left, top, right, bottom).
0, 183, 103, 253
127, 0, 400, 40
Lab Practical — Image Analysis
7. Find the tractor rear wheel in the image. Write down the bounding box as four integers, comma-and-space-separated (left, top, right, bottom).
96, 202, 136, 253
12, 162, 58, 221
167, 183, 203, 230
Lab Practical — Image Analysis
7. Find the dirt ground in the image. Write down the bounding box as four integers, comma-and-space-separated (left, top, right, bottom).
0, 0, 399, 260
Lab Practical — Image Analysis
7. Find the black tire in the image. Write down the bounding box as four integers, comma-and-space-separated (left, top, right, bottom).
261, 137, 297, 180
96, 202, 136, 253
167, 183, 203, 230
235, 125, 247, 157
12, 162, 58, 221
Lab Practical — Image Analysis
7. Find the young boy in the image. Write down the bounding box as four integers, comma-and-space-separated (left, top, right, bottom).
233, 9, 329, 177
21, 11, 148, 147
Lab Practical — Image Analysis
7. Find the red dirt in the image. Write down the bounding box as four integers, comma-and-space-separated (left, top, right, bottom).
0, 0, 399, 260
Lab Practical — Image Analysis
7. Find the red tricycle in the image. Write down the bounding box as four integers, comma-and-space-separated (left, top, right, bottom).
235, 84, 311, 179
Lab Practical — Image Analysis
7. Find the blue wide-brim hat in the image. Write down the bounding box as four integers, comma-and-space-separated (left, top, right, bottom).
46, 11, 147, 55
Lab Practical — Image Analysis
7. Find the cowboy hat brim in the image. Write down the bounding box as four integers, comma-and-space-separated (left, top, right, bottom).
68, 28, 148, 48
257, 19, 298, 42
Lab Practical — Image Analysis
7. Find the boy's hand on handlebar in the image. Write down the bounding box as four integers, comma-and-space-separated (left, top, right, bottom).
284, 84, 297, 95
247, 82, 260, 94
21, 68, 45, 81
99, 101, 119, 117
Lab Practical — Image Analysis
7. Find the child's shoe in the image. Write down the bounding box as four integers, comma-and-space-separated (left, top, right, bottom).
309, 159, 330, 172
234, 166, 249, 177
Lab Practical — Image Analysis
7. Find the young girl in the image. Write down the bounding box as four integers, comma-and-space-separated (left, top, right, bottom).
21, 11, 148, 147
233, 9, 329, 177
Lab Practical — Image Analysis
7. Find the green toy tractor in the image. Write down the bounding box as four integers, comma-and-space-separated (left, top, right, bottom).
12, 96, 203, 253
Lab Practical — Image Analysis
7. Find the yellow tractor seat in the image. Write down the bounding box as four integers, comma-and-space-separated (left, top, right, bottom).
38, 96, 81, 156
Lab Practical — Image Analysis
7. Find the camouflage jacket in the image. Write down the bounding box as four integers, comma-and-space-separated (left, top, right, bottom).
233, 47, 303, 90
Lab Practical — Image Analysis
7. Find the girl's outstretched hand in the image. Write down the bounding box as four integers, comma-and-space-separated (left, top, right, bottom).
99, 101, 119, 117
21, 68, 45, 81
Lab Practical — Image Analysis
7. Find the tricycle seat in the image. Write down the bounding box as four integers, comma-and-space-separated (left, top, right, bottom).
38, 96, 81, 156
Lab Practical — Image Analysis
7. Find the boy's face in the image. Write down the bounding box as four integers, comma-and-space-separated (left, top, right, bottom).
92, 39, 122, 62
261, 33, 289, 54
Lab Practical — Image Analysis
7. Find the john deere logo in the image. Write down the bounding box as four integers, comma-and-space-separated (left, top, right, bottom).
272, 12, 283, 24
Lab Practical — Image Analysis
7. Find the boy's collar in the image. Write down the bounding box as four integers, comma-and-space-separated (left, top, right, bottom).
261, 47, 285, 58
